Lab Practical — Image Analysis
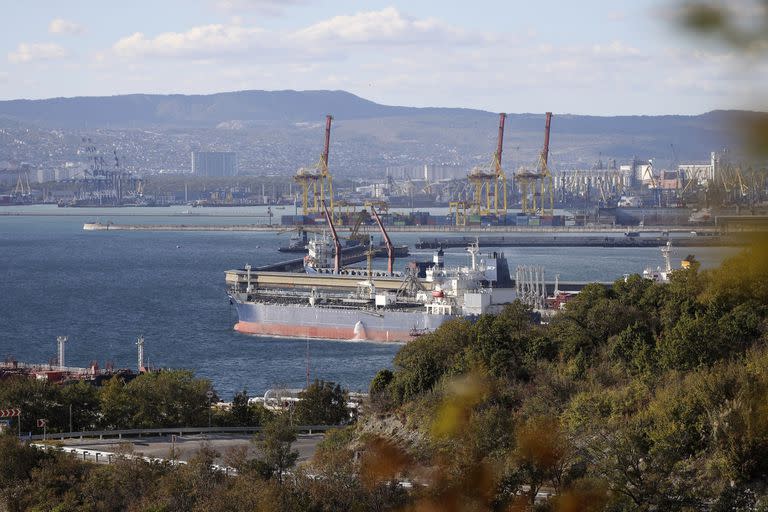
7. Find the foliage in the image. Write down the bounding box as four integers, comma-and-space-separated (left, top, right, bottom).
293, 379, 349, 426
255, 414, 299, 484
362, 238, 768, 510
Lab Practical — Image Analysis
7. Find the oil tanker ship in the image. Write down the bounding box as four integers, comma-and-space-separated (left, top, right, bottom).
225, 205, 517, 342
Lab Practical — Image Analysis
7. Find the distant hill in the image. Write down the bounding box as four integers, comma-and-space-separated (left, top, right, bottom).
0, 90, 419, 127
0, 90, 758, 169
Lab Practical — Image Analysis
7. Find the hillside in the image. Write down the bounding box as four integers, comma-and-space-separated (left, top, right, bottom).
0, 90, 755, 171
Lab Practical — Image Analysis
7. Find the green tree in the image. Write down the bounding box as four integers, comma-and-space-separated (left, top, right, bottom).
389, 318, 473, 403
60, 380, 100, 432
255, 415, 299, 484
0, 435, 43, 512
293, 379, 349, 426
98, 376, 136, 430
217, 389, 271, 427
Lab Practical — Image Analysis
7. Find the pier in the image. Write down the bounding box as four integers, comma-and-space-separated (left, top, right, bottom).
82, 221, 724, 235
415, 234, 741, 249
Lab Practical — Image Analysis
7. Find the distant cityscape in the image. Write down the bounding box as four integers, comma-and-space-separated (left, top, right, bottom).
0, 91, 765, 221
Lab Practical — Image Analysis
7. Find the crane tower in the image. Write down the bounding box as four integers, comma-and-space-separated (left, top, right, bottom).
294, 115, 334, 217
468, 113, 507, 216
515, 112, 554, 215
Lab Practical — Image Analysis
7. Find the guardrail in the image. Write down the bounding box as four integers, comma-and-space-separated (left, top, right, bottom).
30, 443, 238, 475
25, 425, 334, 441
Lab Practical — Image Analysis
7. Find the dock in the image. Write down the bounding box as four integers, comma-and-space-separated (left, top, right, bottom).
82, 222, 724, 235
415, 234, 741, 249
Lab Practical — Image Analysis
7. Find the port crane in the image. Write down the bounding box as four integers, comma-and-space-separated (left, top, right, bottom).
295, 115, 334, 217
515, 112, 554, 215
468, 113, 507, 217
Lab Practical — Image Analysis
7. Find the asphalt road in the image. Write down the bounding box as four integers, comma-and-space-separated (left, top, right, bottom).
59, 433, 324, 466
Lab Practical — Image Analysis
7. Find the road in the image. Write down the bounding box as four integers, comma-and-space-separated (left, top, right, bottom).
56, 432, 324, 466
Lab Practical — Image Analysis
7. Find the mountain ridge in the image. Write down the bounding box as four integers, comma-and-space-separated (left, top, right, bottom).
0, 89, 759, 169
0, 89, 750, 128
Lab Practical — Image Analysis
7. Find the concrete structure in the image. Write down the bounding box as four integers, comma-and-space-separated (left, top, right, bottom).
191, 151, 237, 177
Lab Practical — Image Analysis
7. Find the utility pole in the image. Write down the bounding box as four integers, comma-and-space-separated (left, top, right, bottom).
69, 404, 72, 433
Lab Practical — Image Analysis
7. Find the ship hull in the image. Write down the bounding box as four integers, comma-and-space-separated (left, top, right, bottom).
233, 301, 451, 342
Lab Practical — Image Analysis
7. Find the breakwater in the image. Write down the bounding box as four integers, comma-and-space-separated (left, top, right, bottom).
82, 222, 722, 235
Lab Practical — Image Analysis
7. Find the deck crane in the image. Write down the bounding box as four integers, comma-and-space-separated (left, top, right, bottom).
370, 205, 395, 275
321, 200, 342, 274
295, 115, 334, 217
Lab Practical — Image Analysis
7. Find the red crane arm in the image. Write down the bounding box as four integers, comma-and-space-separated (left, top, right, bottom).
322, 200, 341, 273
322, 115, 333, 172
542, 112, 553, 167
495, 113, 506, 174
370, 206, 394, 274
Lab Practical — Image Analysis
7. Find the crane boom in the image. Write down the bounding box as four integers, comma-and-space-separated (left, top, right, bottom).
321, 115, 333, 174
495, 113, 506, 175
321, 200, 341, 273
370, 206, 394, 274
541, 112, 552, 168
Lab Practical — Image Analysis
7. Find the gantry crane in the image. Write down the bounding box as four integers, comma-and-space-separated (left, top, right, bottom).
515, 112, 554, 215
294, 115, 334, 217
468, 113, 507, 217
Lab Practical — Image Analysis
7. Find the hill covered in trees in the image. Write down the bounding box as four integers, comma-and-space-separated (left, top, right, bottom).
1, 236, 767, 511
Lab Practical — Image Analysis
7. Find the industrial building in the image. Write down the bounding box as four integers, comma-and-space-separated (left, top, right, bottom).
191, 151, 237, 177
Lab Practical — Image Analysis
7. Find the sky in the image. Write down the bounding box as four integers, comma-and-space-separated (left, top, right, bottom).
0, 0, 765, 115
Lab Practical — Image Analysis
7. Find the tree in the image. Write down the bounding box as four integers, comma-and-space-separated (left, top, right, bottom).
511, 415, 573, 506
389, 318, 473, 404
255, 415, 298, 484
60, 380, 100, 432
0, 435, 43, 512
98, 376, 138, 430
293, 380, 349, 426
98, 370, 214, 429
220, 389, 271, 427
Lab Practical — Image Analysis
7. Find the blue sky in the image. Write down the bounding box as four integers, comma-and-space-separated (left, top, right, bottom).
1, 0, 763, 114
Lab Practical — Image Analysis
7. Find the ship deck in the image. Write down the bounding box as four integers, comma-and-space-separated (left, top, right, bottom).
225, 269, 435, 292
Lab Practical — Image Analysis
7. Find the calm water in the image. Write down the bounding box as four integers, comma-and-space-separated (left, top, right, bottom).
0, 206, 737, 398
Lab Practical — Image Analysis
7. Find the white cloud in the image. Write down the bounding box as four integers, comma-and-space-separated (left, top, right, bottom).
607, 11, 626, 22
214, 0, 307, 15
291, 7, 469, 45
8, 42, 68, 64
49, 18, 85, 35
591, 41, 643, 59
112, 24, 266, 58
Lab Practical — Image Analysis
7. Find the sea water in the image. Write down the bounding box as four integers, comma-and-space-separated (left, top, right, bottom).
0, 206, 737, 398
